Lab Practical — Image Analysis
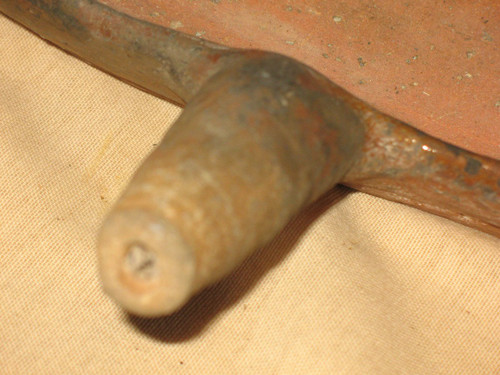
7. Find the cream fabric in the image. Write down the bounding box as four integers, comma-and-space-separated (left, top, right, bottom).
1, 15, 499, 374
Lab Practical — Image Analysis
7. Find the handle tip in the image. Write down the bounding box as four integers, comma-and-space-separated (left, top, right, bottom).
98, 209, 195, 317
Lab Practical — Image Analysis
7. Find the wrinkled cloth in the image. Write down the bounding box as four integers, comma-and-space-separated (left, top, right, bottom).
1, 16, 499, 375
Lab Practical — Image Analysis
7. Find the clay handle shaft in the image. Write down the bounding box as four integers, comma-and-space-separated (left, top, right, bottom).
98, 53, 364, 316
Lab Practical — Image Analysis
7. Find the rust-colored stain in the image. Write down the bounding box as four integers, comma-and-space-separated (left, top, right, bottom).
1, 0, 498, 317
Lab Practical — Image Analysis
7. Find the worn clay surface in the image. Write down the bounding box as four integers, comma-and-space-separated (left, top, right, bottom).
101, 0, 500, 160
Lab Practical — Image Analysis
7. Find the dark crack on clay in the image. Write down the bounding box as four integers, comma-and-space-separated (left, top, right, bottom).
125, 243, 158, 281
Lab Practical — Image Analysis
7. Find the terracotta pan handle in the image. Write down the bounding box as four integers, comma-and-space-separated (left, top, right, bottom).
1, 0, 498, 316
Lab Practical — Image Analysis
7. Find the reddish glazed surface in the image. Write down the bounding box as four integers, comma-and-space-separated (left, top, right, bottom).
102, 0, 500, 160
